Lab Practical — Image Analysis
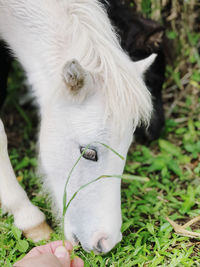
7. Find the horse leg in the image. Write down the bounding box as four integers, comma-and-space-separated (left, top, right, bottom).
0, 119, 52, 241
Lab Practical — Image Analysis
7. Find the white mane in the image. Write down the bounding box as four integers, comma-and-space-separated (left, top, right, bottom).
66, 0, 152, 131
0, 0, 152, 131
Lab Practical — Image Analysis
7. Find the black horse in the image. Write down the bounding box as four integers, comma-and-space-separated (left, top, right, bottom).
102, 0, 166, 141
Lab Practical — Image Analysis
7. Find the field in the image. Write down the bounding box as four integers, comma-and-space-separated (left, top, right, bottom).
0, 0, 200, 266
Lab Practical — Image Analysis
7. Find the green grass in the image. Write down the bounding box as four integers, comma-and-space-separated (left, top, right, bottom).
0, 0, 200, 266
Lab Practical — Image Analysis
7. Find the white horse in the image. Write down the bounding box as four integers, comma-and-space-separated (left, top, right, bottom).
0, 0, 155, 253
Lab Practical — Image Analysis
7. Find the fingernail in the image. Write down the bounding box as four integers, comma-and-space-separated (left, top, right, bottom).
54, 246, 69, 258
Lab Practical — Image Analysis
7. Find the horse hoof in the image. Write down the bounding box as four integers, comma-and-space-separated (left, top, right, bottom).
23, 221, 53, 242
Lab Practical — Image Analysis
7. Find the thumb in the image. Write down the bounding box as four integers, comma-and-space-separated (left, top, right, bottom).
54, 246, 70, 267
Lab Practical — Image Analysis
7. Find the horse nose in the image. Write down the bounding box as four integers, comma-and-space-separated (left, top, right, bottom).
92, 232, 122, 254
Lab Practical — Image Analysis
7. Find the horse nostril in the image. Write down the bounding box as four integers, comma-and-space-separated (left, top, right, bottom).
93, 236, 109, 254
96, 238, 104, 252
72, 233, 79, 245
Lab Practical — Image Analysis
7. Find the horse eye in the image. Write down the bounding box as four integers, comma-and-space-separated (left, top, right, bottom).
80, 147, 98, 162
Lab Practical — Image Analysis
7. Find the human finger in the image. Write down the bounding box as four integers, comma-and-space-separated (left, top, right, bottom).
71, 256, 84, 267
54, 246, 70, 267
16, 241, 73, 261
13, 253, 63, 267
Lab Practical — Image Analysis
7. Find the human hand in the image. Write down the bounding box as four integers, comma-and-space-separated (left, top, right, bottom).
13, 240, 84, 267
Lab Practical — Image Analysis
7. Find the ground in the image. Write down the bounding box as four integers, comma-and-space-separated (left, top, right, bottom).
0, 0, 200, 266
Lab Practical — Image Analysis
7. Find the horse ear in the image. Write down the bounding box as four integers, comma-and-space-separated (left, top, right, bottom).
62, 59, 93, 95
145, 29, 164, 51
62, 59, 94, 103
134, 53, 157, 76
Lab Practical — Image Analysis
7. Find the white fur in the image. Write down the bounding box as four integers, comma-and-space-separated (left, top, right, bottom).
0, 0, 154, 253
